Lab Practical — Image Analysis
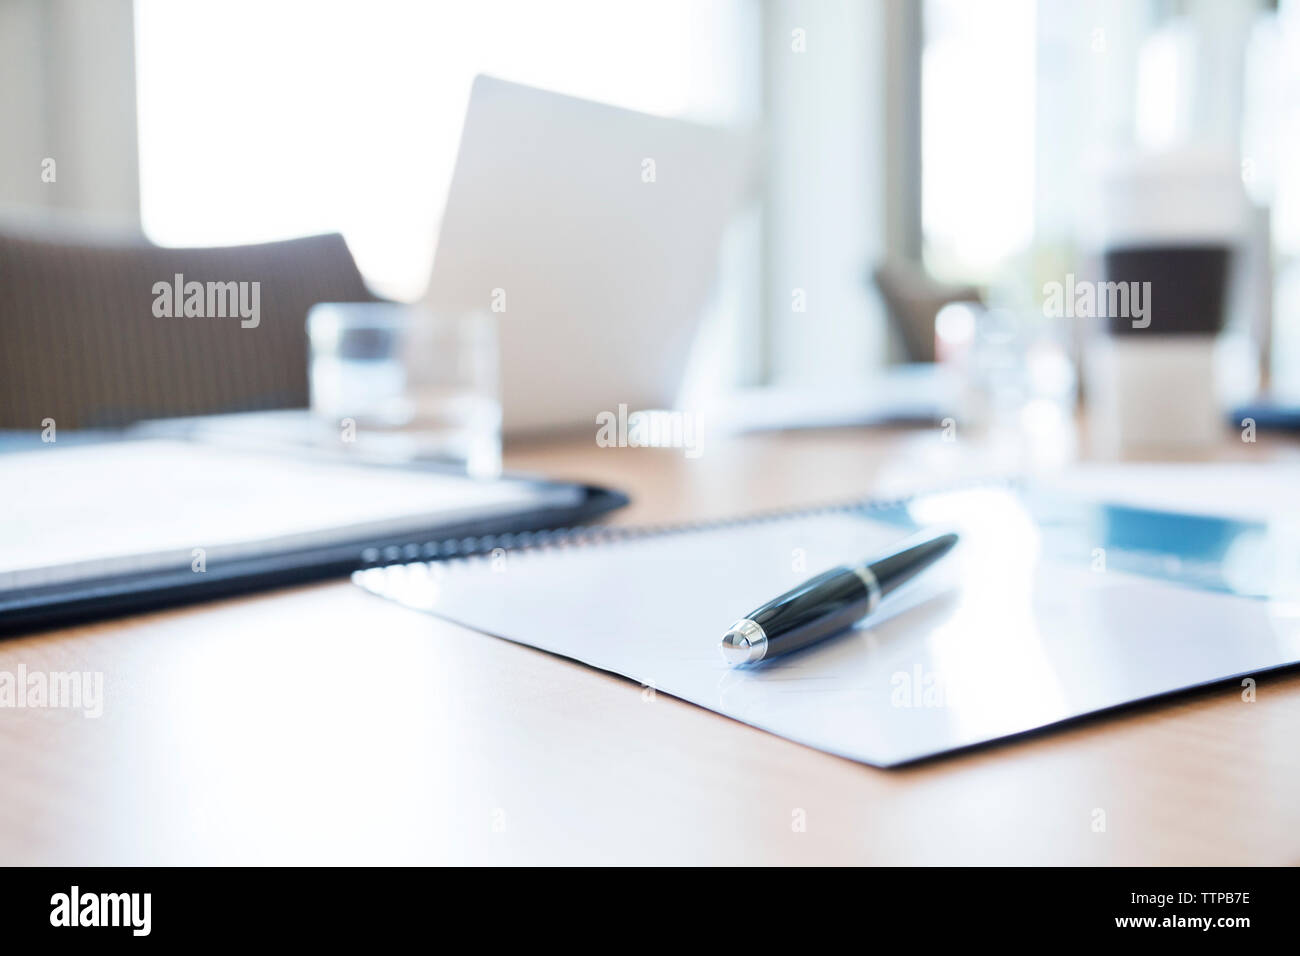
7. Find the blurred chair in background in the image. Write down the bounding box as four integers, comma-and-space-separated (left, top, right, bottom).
0, 228, 377, 429
873, 258, 983, 363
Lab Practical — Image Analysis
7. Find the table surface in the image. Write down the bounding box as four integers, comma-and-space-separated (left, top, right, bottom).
4, 423, 1300, 865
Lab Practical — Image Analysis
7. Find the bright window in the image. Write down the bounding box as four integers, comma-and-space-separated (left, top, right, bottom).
921, 0, 1036, 285
134, 0, 754, 301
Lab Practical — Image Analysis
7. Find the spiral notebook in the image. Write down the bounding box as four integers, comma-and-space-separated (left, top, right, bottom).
355, 468, 1300, 766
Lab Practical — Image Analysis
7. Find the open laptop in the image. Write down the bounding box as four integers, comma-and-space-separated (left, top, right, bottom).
425, 75, 754, 434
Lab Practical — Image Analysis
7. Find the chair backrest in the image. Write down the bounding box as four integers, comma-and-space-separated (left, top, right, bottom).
872, 259, 982, 363
0, 228, 377, 429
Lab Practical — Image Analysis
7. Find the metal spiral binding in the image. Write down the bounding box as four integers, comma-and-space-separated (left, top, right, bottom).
357, 478, 1002, 577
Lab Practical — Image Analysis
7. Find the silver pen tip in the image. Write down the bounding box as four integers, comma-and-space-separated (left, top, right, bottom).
720, 619, 767, 665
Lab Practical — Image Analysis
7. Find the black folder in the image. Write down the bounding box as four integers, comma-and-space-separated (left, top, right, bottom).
0, 437, 627, 635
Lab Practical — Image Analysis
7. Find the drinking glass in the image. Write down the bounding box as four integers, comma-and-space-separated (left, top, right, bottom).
308, 303, 501, 477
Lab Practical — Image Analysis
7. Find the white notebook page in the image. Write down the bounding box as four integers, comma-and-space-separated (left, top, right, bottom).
1, 440, 577, 590
357, 479, 1300, 766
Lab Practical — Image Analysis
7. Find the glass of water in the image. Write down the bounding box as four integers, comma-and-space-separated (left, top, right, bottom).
307, 302, 501, 478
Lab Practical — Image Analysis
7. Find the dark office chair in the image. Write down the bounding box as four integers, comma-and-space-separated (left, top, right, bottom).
0, 226, 378, 429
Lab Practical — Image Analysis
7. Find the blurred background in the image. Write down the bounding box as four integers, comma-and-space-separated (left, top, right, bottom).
1, 0, 1296, 448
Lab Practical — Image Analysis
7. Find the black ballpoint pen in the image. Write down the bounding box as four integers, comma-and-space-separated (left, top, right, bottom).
719, 531, 959, 665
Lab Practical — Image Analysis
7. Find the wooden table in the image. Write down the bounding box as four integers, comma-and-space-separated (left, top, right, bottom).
4, 425, 1299, 865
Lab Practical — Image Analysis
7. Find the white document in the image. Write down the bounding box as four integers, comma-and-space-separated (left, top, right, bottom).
356, 469, 1300, 766
0, 440, 578, 591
